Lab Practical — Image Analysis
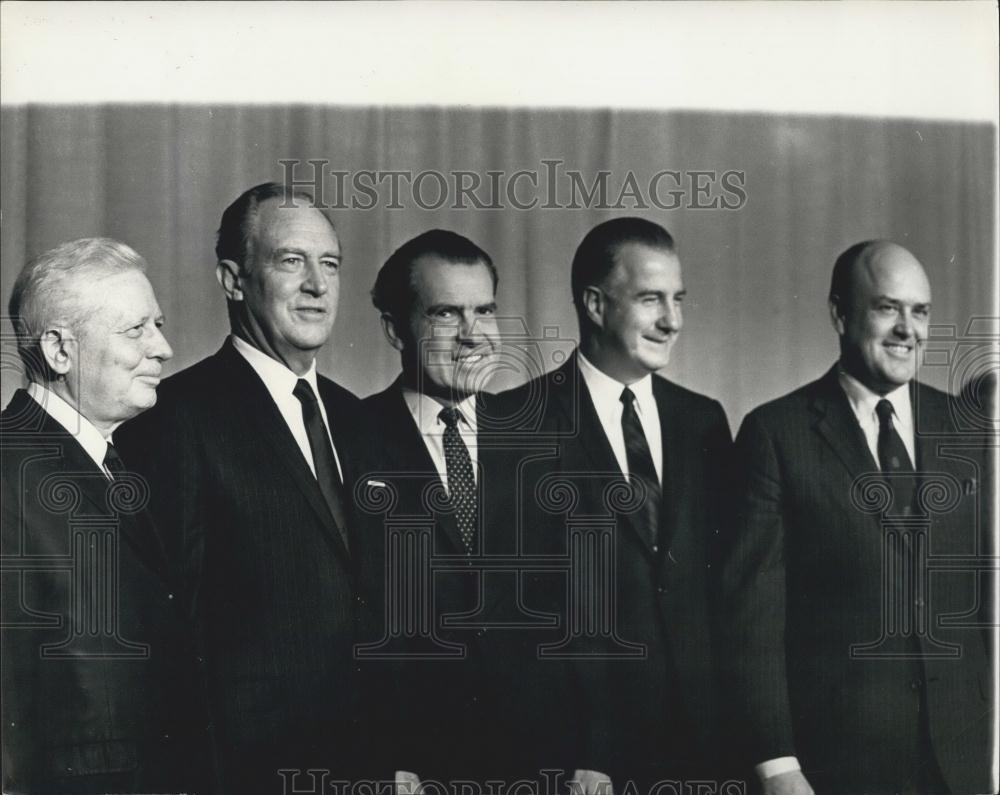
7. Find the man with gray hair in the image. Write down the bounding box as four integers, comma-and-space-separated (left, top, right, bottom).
1, 238, 210, 793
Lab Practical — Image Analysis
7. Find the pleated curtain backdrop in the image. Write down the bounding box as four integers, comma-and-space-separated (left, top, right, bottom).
1, 105, 995, 428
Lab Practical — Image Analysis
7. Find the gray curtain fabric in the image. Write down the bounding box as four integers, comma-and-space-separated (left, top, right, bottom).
1, 105, 994, 427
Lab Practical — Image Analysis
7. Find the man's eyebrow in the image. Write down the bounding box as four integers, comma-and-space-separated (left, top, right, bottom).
114, 312, 150, 330
272, 247, 341, 258
476, 302, 498, 311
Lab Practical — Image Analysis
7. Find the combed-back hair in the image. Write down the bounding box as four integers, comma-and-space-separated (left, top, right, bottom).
571, 217, 675, 322
8, 237, 147, 382
371, 229, 497, 324
215, 181, 333, 269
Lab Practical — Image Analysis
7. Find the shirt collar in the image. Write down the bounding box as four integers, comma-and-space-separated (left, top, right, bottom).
401, 387, 478, 436
232, 333, 319, 398
577, 351, 655, 416
27, 382, 110, 469
838, 367, 913, 429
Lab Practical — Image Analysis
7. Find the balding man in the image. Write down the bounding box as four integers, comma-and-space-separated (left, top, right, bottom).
722, 241, 993, 794
1, 238, 209, 793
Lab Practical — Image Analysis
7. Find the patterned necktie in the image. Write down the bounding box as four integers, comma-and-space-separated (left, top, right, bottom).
620, 387, 661, 546
103, 443, 126, 479
439, 406, 477, 554
875, 398, 916, 511
293, 379, 349, 552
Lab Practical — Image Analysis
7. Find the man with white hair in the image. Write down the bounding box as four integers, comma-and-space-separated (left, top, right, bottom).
1, 238, 210, 794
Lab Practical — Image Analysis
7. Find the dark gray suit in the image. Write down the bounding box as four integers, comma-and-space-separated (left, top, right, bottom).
498, 354, 734, 787
1, 390, 210, 794
722, 366, 993, 794
116, 340, 379, 794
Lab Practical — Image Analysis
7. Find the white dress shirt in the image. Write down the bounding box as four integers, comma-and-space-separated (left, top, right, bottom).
577, 352, 663, 483
231, 334, 344, 481
756, 372, 916, 782
838, 369, 915, 467
401, 388, 479, 494
28, 382, 114, 479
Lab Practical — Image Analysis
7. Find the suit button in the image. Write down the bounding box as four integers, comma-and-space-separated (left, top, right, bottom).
910, 680, 922, 691
652, 545, 659, 553
167, 593, 175, 600
915, 598, 925, 608
657, 586, 667, 594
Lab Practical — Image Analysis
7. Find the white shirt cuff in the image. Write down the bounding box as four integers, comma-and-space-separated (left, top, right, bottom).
755, 757, 801, 780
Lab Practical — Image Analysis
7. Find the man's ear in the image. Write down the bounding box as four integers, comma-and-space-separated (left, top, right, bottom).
582, 286, 605, 330
38, 327, 73, 377
829, 296, 846, 335
216, 260, 244, 301
380, 313, 406, 353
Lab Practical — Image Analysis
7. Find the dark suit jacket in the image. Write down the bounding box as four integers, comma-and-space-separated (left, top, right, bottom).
1, 389, 210, 794
722, 366, 993, 794
360, 379, 578, 783
115, 340, 379, 794
496, 354, 734, 786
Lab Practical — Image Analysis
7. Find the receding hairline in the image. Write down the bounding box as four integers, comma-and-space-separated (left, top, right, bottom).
238, 195, 339, 268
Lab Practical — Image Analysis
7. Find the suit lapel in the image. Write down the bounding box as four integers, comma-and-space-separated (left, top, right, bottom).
652, 378, 681, 553
6, 390, 170, 580
810, 366, 879, 479
554, 355, 655, 553
911, 381, 958, 485
381, 383, 468, 555
217, 343, 350, 561
552, 356, 622, 479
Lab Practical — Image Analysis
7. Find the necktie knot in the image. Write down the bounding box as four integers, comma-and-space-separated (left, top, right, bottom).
439, 406, 462, 430
293, 378, 319, 405
875, 398, 895, 428
103, 443, 125, 476
620, 387, 637, 408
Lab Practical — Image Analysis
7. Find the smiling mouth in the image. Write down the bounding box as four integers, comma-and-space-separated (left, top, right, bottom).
883, 342, 913, 357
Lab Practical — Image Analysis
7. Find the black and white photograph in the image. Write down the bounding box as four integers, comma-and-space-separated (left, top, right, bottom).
1, 3, 997, 794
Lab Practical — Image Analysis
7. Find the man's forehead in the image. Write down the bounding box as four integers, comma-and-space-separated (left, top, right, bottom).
75, 270, 156, 325
255, 199, 339, 243
413, 256, 494, 300
609, 242, 682, 283
857, 246, 930, 298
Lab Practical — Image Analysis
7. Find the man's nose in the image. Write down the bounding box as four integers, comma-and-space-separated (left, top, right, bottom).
149, 326, 173, 361
893, 310, 915, 338
301, 260, 329, 295
457, 312, 483, 343
659, 301, 682, 331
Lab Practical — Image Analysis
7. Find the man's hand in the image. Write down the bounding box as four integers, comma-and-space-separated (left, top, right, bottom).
762, 770, 813, 795
395, 770, 422, 795
569, 769, 613, 795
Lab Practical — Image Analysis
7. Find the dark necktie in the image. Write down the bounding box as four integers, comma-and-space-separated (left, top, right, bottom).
439, 407, 477, 554
620, 387, 661, 546
293, 379, 349, 552
875, 398, 916, 511
103, 443, 126, 479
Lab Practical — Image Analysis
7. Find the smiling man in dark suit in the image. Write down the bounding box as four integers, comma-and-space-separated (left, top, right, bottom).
362, 229, 578, 790
1, 238, 209, 794
722, 240, 993, 795
116, 183, 376, 794
500, 217, 733, 793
